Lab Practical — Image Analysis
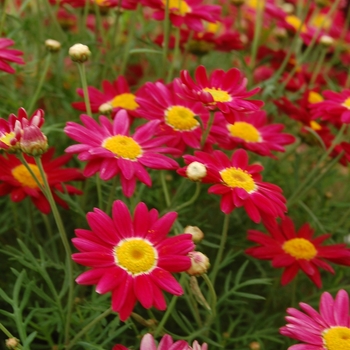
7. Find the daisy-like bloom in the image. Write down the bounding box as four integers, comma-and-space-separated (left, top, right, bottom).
178, 149, 286, 223
0, 108, 45, 152
310, 89, 350, 124
73, 200, 194, 321
176, 65, 264, 123
136, 81, 209, 153
245, 216, 350, 287
72, 75, 141, 118
280, 289, 350, 350
113, 333, 208, 350
210, 111, 295, 158
0, 38, 24, 74
141, 0, 221, 32
64, 110, 179, 197
0, 148, 83, 214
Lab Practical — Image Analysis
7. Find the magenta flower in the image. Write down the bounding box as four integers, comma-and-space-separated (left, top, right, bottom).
64, 110, 179, 197
0, 38, 24, 74
280, 289, 350, 349
72, 200, 194, 321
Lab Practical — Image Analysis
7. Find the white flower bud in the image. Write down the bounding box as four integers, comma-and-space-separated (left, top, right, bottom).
45, 39, 61, 52
184, 225, 204, 243
186, 161, 207, 181
186, 251, 210, 276
319, 35, 334, 47
69, 43, 91, 63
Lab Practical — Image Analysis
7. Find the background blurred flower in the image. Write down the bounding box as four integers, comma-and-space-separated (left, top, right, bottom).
0, 38, 24, 74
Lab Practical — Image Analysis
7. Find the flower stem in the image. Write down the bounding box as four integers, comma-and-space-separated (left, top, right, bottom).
0, 0, 9, 35
34, 156, 74, 346
162, 0, 171, 78
77, 62, 92, 117
160, 171, 171, 208
0, 323, 23, 349
201, 110, 215, 149
202, 274, 217, 323
173, 182, 201, 212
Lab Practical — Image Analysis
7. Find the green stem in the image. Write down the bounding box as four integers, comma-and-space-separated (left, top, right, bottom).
77, 63, 92, 117
160, 171, 171, 208
105, 176, 118, 215
173, 182, 201, 212
43, 0, 66, 41
34, 157, 74, 346
309, 46, 327, 87
162, 0, 171, 78
0, 323, 23, 349
66, 308, 113, 350
27, 53, 52, 115
167, 25, 181, 83
96, 174, 103, 209
0, 0, 9, 35
93, 2, 107, 47
209, 214, 230, 286
202, 274, 217, 322
201, 110, 215, 149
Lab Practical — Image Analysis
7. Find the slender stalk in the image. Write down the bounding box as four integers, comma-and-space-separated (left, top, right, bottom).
173, 182, 201, 212
209, 214, 230, 286
0, 0, 9, 35
96, 174, 103, 209
0, 323, 23, 349
167, 25, 181, 83
66, 308, 113, 350
201, 110, 215, 149
202, 274, 217, 322
34, 157, 74, 346
77, 63, 92, 117
43, 0, 66, 41
309, 46, 327, 87
105, 176, 118, 215
161, 0, 171, 77
160, 171, 171, 208
93, 2, 107, 47
27, 53, 52, 115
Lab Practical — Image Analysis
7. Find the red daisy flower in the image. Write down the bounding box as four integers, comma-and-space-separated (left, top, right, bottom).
72, 200, 194, 321
0, 148, 83, 214
176, 65, 263, 123
64, 110, 179, 197
0, 38, 24, 74
177, 149, 286, 223
0, 108, 45, 152
136, 81, 209, 153
72, 75, 141, 119
141, 0, 221, 32
280, 289, 350, 350
245, 216, 350, 287
210, 111, 295, 158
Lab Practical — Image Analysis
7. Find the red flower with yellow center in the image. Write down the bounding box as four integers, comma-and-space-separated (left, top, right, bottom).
0, 38, 24, 74
245, 217, 350, 287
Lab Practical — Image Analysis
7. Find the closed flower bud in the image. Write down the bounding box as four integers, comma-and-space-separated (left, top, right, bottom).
249, 341, 261, 350
20, 125, 48, 156
186, 161, 207, 181
187, 251, 210, 276
98, 102, 113, 115
184, 225, 204, 243
69, 43, 91, 63
5, 338, 20, 349
319, 35, 334, 47
45, 39, 61, 52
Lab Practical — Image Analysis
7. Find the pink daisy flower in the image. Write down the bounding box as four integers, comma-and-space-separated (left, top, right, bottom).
0, 108, 45, 152
64, 110, 179, 197
210, 111, 295, 158
136, 81, 209, 153
0, 38, 24, 74
280, 289, 350, 350
245, 216, 350, 287
140, 0, 221, 32
72, 76, 141, 118
177, 149, 286, 223
176, 65, 264, 123
72, 200, 194, 321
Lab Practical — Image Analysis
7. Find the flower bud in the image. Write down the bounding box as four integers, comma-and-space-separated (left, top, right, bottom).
186, 161, 207, 181
20, 125, 48, 156
187, 251, 210, 276
319, 35, 334, 47
99, 102, 113, 115
5, 338, 20, 350
45, 39, 61, 52
69, 43, 91, 63
249, 341, 261, 350
184, 225, 204, 243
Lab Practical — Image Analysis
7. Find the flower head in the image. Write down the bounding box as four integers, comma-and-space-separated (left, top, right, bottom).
69, 43, 91, 63
64, 110, 179, 197
0, 38, 24, 74
176, 65, 263, 123
280, 289, 350, 350
178, 149, 286, 223
73, 201, 194, 321
245, 216, 350, 287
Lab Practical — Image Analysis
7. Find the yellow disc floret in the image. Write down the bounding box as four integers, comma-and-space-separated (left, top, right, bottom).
103, 135, 142, 160
115, 238, 158, 275
282, 238, 317, 260
162, 0, 191, 16
285, 15, 307, 33
109, 93, 139, 111
308, 91, 324, 104
12, 164, 44, 189
342, 97, 350, 110
323, 326, 350, 350
165, 105, 199, 131
227, 122, 261, 142
220, 167, 256, 193
203, 87, 232, 103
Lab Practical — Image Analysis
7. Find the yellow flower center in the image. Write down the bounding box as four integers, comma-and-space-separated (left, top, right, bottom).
247, 0, 265, 10
165, 105, 199, 131
285, 15, 307, 33
310, 120, 322, 131
11, 164, 44, 189
109, 93, 139, 111
308, 91, 324, 104
323, 327, 350, 350
342, 97, 350, 110
205, 21, 220, 34
115, 238, 157, 275
0, 132, 15, 146
282, 238, 317, 260
220, 167, 256, 193
203, 87, 232, 103
162, 0, 191, 16
227, 122, 261, 142
311, 14, 331, 30
95, 0, 108, 5
103, 135, 142, 160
